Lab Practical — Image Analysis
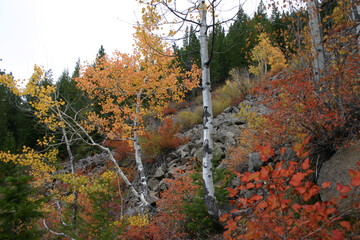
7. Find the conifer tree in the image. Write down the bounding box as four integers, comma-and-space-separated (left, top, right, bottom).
0, 162, 45, 240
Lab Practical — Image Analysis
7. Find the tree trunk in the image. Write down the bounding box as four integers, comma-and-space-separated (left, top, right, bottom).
199, 0, 219, 220
133, 90, 149, 209
307, 0, 326, 86
133, 131, 148, 205
350, 0, 360, 45
62, 129, 78, 235
57, 108, 78, 235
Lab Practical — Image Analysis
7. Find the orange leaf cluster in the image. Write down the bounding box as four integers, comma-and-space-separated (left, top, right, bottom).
221, 143, 359, 240
76, 24, 199, 146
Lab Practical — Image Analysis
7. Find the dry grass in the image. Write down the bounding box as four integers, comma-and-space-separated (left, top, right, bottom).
175, 67, 258, 130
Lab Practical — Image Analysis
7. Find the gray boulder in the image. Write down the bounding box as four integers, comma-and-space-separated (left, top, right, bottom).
318, 140, 360, 214
248, 152, 263, 172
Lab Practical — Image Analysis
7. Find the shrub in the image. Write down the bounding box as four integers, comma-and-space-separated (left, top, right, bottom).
212, 97, 231, 117
260, 57, 360, 150
225, 128, 257, 170
127, 213, 150, 228
77, 172, 124, 240
124, 166, 199, 239
225, 68, 258, 97
140, 118, 189, 162
183, 167, 233, 239
103, 139, 133, 161
175, 109, 202, 130
221, 139, 360, 239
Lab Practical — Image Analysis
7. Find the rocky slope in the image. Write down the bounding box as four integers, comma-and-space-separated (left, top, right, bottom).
68, 94, 359, 216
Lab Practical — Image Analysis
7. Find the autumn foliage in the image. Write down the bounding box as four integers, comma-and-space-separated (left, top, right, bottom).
221, 138, 360, 239
140, 118, 189, 163
124, 167, 199, 239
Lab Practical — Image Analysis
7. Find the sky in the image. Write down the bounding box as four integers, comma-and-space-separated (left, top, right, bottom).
0, 0, 261, 82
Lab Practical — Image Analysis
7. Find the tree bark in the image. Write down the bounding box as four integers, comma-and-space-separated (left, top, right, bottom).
199, 0, 219, 220
133, 86, 149, 210
350, 0, 360, 45
133, 130, 148, 206
307, 0, 326, 86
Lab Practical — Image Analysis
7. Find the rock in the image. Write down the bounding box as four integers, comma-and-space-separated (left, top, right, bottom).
248, 152, 263, 172
194, 138, 203, 149
148, 178, 160, 190
283, 147, 296, 162
166, 165, 186, 178
153, 180, 168, 192
231, 176, 241, 188
167, 152, 179, 161
190, 147, 197, 155
318, 140, 360, 215
148, 191, 159, 205
168, 158, 181, 166
152, 166, 165, 179
176, 144, 190, 159
232, 106, 240, 113
124, 205, 143, 216
213, 145, 225, 162
194, 148, 203, 159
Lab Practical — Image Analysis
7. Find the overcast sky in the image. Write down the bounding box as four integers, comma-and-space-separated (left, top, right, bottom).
0, 0, 260, 82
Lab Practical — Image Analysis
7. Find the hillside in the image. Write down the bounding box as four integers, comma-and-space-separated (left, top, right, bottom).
0, 0, 359, 239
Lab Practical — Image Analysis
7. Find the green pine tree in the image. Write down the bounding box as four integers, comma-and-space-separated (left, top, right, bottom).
0, 162, 46, 239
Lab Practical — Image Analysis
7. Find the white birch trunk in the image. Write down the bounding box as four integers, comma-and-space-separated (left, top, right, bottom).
133, 89, 149, 208
199, 0, 219, 219
133, 129, 148, 205
307, 0, 326, 85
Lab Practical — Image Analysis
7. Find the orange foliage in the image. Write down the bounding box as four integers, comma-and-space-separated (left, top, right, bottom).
259, 52, 359, 147
221, 141, 360, 239
103, 139, 132, 161
226, 128, 257, 169
141, 118, 189, 163
123, 166, 199, 239
76, 23, 199, 146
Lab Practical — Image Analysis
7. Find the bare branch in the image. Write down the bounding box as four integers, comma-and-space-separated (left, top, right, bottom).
43, 219, 76, 240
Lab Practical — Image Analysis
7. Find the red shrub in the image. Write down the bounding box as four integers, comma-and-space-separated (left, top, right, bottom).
123, 167, 199, 239
103, 139, 133, 161
141, 118, 189, 163
221, 139, 360, 239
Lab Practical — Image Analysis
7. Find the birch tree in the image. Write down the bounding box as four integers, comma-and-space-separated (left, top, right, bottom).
307, 0, 326, 86
198, 0, 218, 219
137, 0, 243, 219
76, 22, 198, 208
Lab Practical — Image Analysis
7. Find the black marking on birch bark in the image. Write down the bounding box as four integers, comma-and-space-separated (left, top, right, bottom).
203, 106, 211, 129
203, 139, 213, 158
203, 182, 219, 219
